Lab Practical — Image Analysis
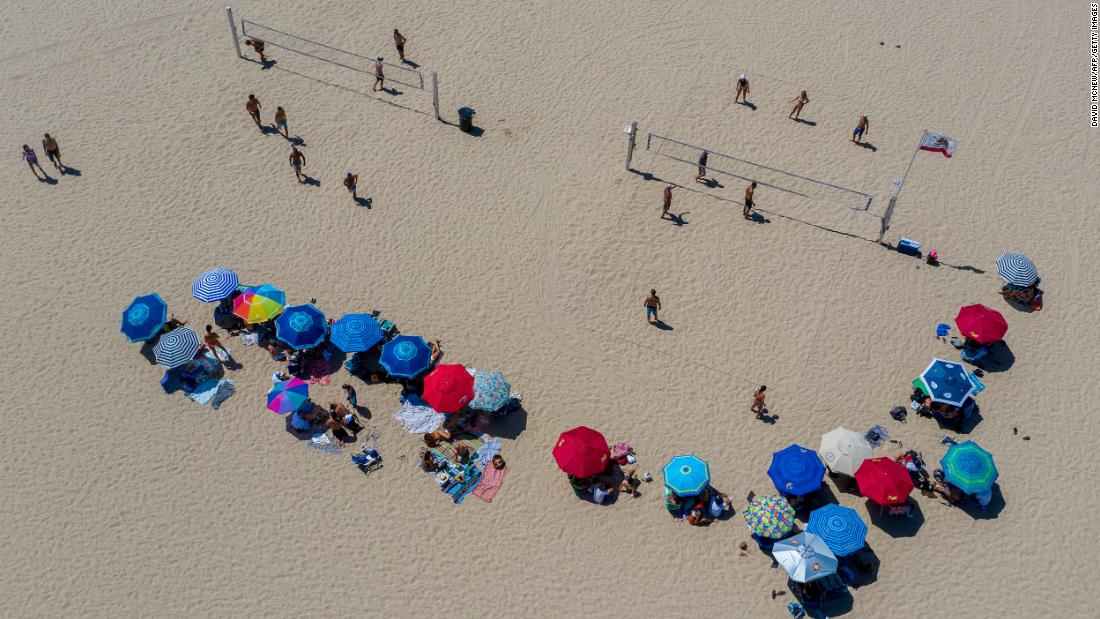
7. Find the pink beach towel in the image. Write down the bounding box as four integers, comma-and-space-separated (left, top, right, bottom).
473, 465, 508, 503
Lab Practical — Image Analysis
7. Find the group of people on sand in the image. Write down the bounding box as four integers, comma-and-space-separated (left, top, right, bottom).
21, 134, 66, 181
665, 485, 734, 526
732, 74, 870, 143
567, 445, 645, 505
244, 27, 410, 93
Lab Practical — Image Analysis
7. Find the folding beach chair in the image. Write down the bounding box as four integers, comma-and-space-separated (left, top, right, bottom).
351, 448, 382, 476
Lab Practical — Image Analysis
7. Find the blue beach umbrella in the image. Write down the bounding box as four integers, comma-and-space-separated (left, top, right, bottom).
379, 335, 433, 378
940, 440, 998, 495
121, 293, 168, 342
768, 444, 826, 497
470, 370, 512, 412
275, 303, 327, 350
153, 327, 201, 367
663, 454, 710, 498
807, 504, 868, 557
192, 267, 239, 302
919, 358, 974, 407
330, 313, 383, 352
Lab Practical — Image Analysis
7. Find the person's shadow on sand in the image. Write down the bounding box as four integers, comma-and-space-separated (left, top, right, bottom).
651, 320, 673, 331
669, 212, 689, 226
303, 176, 321, 186
355, 196, 372, 208
856, 141, 878, 152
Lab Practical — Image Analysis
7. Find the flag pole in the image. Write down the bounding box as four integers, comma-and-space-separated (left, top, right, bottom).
893, 129, 927, 202
877, 129, 926, 245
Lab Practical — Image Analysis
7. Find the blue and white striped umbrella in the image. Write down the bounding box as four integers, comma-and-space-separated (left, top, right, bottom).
330, 313, 383, 352
275, 303, 327, 350
996, 252, 1038, 287
807, 504, 867, 557
192, 268, 239, 302
120, 293, 168, 342
919, 358, 973, 407
153, 327, 201, 367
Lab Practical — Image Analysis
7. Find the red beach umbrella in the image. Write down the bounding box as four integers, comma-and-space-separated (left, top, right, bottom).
553, 426, 611, 477
954, 304, 1008, 345
854, 457, 913, 506
422, 364, 475, 413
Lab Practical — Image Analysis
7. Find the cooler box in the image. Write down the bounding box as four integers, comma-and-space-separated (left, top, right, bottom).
897, 238, 921, 256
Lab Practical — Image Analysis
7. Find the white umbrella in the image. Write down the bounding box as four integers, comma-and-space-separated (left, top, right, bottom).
819, 427, 872, 476
773, 532, 838, 583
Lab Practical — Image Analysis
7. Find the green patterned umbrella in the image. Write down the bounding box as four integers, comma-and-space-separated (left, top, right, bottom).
470, 370, 512, 412
940, 441, 998, 494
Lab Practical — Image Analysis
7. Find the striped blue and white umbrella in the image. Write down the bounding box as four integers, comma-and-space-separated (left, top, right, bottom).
330, 313, 383, 352
120, 293, 168, 342
153, 327, 201, 367
192, 268, 239, 302
996, 252, 1038, 287
807, 504, 867, 557
275, 303, 327, 350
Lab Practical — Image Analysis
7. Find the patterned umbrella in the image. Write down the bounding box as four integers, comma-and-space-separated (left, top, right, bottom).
996, 252, 1039, 287
743, 494, 796, 539
267, 377, 310, 414
773, 533, 838, 583
120, 293, 168, 342
807, 504, 867, 557
191, 267, 239, 302
275, 303, 327, 349
941, 440, 998, 494
380, 335, 433, 378
955, 304, 1008, 345
330, 313, 383, 352
919, 358, 973, 407
470, 370, 512, 412
153, 327, 201, 367
553, 426, 610, 477
422, 364, 475, 413
819, 427, 873, 476
662, 454, 710, 498
768, 444, 826, 497
855, 457, 913, 506
232, 284, 286, 323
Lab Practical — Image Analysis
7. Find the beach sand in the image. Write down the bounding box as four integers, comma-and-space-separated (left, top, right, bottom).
2, 0, 1097, 616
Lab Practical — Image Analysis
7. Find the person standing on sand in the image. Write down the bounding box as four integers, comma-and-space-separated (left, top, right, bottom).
393, 29, 407, 63
735, 74, 750, 104
245, 38, 266, 63
289, 146, 306, 183
343, 172, 359, 201
695, 150, 708, 183
661, 183, 673, 219
342, 384, 358, 410
852, 114, 869, 144
373, 57, 385, 92
743, 181, 757, 219
644, 289, 662, 324
789, 90, 809, 120
41, 134, 63, 172
22, 145, 46, 180
274, 106, 289, 138
204, 325, 232, 360
246, 94, 262, 128
750, 385, 767, 419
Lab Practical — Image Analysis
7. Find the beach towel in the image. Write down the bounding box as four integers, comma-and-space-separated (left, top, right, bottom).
184, 379, 221, 405
241, 332, 259, 346
430, 436, 487, 468
473, 465, 508, 503
448, 467, 483, 504
307, 433, 342, 456
210, 379, 236, 409
305, 355, 336, 385
394, 402, 445, 434
474, 437, 502, 466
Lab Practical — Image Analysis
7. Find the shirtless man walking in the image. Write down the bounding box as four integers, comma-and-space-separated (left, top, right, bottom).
274, 106, 289, 139
734, 74, 750, 105
661, 183, 673, 219
373, 57, 385, 92
246, 94, 262, 128
743, 181, 757, 219
343, 172, 359, 201
852, 114, 869, 144
289, 146, 306, 183
393, 29, 408, 63
644, 289, 662, 324
41, 133, 63, 172
750, 385, 767, 420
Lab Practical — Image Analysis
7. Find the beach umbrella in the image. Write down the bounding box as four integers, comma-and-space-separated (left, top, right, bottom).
819, 427, 873, 476
743, 494, 796, 539
996, 252, 1039, 287
469, 370, 512, 412
854, 457, 913, 506
773, 533, 838, 583
330, 313, 383, 352
940, 440, 998, 495
422, 364, 475, 413
379, 335, 432, 378
662, 454, 711, 498
553, 426, 611, 477
807, 504, 868, 557
275, 303, 327, 350
120, 293, 168, 342
955, 304, 1008, 345
232, 284, 286, 323
267, 377, 310, 414
153, 327, 201, 367
919, 358, 973, 407
191, 267, 239, 302
768, 444, 826, 497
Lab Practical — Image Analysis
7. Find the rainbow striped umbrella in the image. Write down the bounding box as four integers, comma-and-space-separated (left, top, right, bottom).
192, 267, 239, 302
233, 284, 286, 323
267, 377, 310, 414
743, 494, 796, 539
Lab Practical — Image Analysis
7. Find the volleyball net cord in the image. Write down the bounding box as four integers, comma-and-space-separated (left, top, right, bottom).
645, 132, 874, 212
241, 19, 425, 90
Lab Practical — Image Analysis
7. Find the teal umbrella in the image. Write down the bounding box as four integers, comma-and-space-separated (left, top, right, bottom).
940, 440, 998, 494
663, 454, 710, 497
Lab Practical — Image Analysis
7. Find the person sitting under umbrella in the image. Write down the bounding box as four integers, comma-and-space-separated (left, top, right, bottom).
703, 486, 732, 519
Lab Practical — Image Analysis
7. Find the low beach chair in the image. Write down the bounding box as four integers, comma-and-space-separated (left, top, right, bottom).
960, 343, 989, 365
351, 448, 382, 476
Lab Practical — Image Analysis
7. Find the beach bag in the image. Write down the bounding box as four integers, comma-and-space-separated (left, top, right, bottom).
890, 406, 907, 422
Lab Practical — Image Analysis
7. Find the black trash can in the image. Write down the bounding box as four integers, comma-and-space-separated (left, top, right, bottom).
457, 107, 475, 133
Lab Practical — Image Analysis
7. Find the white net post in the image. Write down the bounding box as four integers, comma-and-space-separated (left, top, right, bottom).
431, 71, 440, 121
226, 6, 243, 58
624, 121, 638, 171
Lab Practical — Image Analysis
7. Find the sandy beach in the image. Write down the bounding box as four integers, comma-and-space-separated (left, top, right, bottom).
2, 0, 1098, 616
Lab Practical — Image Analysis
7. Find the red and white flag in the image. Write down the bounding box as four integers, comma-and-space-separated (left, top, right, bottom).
919, 132, 957, 158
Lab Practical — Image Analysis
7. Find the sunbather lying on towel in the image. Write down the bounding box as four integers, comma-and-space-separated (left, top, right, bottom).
423, 428, 453, 447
